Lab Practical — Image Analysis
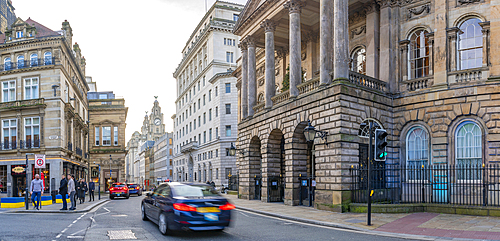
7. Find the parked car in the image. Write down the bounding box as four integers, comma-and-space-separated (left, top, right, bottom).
109, 182, 129, 199
127, 183, 142, 196
141, 182, 235, 235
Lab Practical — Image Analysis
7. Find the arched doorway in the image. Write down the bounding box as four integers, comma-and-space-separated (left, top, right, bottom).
188, 157, 194, 182
249, 136, 262, 200
290, 121, 313, 206
267, 129, 285, 202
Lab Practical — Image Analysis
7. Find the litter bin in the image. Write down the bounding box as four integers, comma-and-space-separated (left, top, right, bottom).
51, 190, 58, 202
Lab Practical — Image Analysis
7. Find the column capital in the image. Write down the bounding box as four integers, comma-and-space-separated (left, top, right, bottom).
238, 41, 248, 51
425, 32, 435, 41
364, 1, 379, 14
284, 0, 306, 14
376, 0, 398, 9
276, 47, 289, 59
246, 36, 256, 48
260, 19, 277, 32
446, 27, 460, 40
479, 21, 490, 32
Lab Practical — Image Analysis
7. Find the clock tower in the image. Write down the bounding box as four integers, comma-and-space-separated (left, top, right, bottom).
141, 97, 165, 141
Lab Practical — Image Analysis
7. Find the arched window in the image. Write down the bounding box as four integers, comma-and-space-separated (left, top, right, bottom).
456, 122, 482, 180
257, 93, 264, 104
458, 18, 483, 70
350, 47, 366, 74
406, 126, 429, 168
17, 55, 24, 69
408, 29, 430, 79
30, 53, 38, 67
4, 57, 11, 71
44, 52, 52, 65
358, 119, 382, 138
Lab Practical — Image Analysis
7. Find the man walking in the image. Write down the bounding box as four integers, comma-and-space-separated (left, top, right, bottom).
59, 174, 68, 210
88, 180, 95, 202
68, 174, 76, 210
30, 174, 43, 210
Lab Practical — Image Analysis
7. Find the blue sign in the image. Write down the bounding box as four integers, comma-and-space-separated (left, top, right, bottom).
302, 180, 307, 186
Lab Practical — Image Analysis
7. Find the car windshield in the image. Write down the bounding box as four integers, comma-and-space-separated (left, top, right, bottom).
173, 184, 219, 197
113, 184, 125, 187
128, 184, 137, 188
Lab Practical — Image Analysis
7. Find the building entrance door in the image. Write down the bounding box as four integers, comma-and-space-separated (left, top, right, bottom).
13, 176, 26, 197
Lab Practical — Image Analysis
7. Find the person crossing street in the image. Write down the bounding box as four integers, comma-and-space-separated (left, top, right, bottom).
30, 174, 43, 210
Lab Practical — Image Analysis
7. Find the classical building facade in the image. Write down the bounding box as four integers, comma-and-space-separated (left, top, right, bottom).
0, 0, 15, 34
172, 1, 243, 186
234, 0, 500, 209
0, 18, 89, 197
88, 90, 128, 191
153, 132, 174, 184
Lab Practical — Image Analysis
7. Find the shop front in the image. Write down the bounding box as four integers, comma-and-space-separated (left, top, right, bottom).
11, 165, 26, 197
0, 165, 6, 194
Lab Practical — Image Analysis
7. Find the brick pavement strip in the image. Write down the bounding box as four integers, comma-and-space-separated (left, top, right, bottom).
0, 196, 109, 214
225, 195, 500, 240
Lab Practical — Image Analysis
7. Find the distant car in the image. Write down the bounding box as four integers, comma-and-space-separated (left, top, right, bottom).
109, 183, 129, 199
127, 183, 142, 196
141, 182, 234, 235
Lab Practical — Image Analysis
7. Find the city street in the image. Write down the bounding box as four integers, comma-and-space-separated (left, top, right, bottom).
0, 196, 416, 241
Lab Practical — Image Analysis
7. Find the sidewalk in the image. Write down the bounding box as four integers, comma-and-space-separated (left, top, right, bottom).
224, 195, 500, 240
0, 195, 109, 213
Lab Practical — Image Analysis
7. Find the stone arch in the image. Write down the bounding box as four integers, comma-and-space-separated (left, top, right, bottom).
404, 24, 433, 40
248, 136, 262, 200
264, 128, 285, 202
453, 12, 486, 27
399, 121, 433, 167
447, 115, 488, 166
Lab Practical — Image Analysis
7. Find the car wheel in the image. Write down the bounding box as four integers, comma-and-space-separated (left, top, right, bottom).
126, 195, 130, 199
159, 213, 168, 235
110, 196, 114, 200
138, 193, 142, 196
141, 204, 148, 221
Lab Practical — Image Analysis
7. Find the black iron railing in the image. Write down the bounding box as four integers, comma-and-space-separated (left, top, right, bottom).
350, 164, 500, 206
76, 147, 82, 156
1, 57, 56, 71
20, 140, 40, 149
1, 140, 16, 150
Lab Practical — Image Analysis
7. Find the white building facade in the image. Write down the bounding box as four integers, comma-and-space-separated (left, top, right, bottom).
153, 132, 174, 183
172, 1, 243, 186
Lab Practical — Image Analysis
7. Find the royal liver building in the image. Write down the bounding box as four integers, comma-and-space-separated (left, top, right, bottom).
233, 0, 500, 210
172, 1, 243, 186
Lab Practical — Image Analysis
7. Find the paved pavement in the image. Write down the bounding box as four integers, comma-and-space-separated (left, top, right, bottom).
0, 194, 108, 213
225, 194, 500, 240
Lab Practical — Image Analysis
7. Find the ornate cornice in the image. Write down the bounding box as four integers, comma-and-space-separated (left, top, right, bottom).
260, 19, 277, 32
284, 0, 306, 14
407, 4, 430, 20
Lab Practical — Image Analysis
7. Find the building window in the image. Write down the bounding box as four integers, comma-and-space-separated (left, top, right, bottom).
17, 56, 24, 69
216, 168, 219, 179
203, 95, 206, 105
215, 106, 218, 117
406, 126, 429, 180
95, 127, 100, 146
226, 52, 234, 63
225, 104, 231, 114
225, 125, 231, 137
456, 121, 482, 180
114, 126, 118, 146
102, 127, 111, 146
198, 99, 200, 109
3, 119, 17, 148
350, 47, 366, 74
44, 52, 52, 65
203, 113, 206, 124
458, 18, 483, 70
408, 29, 430, 79
216, 127, 219, 138
216, 149, 218, 157
203, 131, 206, 143
209, 109, 212, 121
24, 77, 39, 100
198, 81, 200, 91
215, 86, 218, 96
30, 53, 38, 67
257, 93, 264, 104
225, 83, 231, 93
25, 117, 40, 148
4, 58, 11, 71
3, 80, 16, 102
16, 31, 23, 38
209, 128, 212, 141
193, 103, 196, 112
169, 159, 173, 165
233, 14, 239, 22
198, 116, 201, 127
194, 119, 196, 129
209, 90, 212, 101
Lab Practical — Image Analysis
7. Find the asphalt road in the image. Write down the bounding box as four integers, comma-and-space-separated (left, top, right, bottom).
0, 195, 417, 241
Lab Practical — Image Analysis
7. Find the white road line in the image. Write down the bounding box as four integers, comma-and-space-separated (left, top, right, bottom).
72, 220, 77, 224
68, 224, 73, 227
95, 207, 111, 217
70, 229, 87, 236
61, 228, 68, 233
239, 211, 250, 217
55, 234, 62, 238
67, 236, 84, 239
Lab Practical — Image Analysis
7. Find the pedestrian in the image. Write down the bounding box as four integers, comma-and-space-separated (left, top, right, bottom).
30, 174, 43, 210
210, 181, 215, 188
88, 180, 95, 202
68, 174, 76, 210
79, 179, 87, 204
59, 174, 68, 210
206, 180, 210, 185
75, 178, 82, 204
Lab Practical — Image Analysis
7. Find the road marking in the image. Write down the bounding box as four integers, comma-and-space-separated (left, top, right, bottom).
68, 224, 73, 227
61, 228, 68, 233
67, 236, 84, 239
70, 229, 86, 236
55, 234, 62, 238
239, 212, 250, 217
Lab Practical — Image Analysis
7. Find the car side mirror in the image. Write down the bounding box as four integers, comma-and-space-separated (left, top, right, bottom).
146, 192, 152, 197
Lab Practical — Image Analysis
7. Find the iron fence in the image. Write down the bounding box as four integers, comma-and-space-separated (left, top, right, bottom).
20, 140, 40, 149
350, 164, 500, 206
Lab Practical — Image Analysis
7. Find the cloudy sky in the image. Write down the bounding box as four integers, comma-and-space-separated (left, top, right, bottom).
15, 0, 248, 142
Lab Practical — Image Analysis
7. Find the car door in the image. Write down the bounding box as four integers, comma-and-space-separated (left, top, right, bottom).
156, 185, 173, 218
144, 188, 158, 220
150, 186, 165, 223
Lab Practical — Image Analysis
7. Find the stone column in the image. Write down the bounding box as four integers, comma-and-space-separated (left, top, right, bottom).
447, 27, 459, 72
399, 40, 410, 81
365, 3, 380, 78
239, 41, 249, 119
426, 32, 435, 75
431, 0, 448, 86
247, 36, 257, 117
261, 20, 277, 109
284, 0, 305, 99
489, 0, 500, 77
479, 21, 490, 68
319, 0, 333, 85
333, 0, 349, 80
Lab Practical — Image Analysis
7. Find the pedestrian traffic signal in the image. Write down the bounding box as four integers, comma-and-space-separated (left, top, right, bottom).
374, 129, 388, 161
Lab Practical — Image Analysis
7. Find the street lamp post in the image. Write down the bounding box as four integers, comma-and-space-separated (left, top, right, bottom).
25, 153, 35, 210
94, 161, 101, 200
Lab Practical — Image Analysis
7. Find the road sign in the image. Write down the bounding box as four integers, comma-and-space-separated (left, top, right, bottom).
35, 154, 46, 168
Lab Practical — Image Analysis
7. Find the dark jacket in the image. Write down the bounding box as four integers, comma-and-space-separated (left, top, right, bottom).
59, 178, 68, 195
88, 182, 95, 191
76, 182, 83, 198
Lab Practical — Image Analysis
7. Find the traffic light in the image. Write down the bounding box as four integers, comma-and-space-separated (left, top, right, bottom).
374, 129, 388, 161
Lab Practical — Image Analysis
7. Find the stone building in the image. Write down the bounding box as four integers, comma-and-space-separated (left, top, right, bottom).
172, 0, 243, 187
88, 90, 128, 191
0, 0, 15, 34
0, 18, 89, 197
125, 131, 141, 183
153, 132, 174, 184
234, 0, 500, 210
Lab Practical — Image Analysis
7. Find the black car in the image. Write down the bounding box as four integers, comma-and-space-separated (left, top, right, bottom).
141, 182, 234, 235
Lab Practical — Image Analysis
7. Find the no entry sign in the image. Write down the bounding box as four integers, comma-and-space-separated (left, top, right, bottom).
35, 154, 46, 169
